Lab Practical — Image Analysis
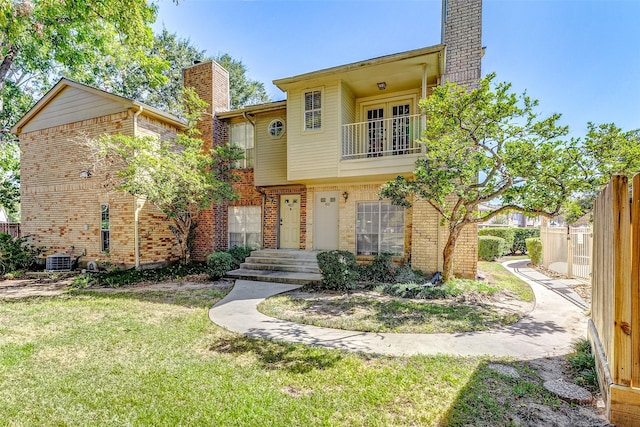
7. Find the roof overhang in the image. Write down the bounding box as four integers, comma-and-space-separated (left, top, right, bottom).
217, 100, 287, 120
273, 44, 445, 96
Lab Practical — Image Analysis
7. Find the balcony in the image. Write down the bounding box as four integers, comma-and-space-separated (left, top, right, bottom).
342, 114, 423, 160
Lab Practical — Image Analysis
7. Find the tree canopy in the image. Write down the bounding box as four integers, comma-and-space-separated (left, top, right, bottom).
87, 89, 243, 264
381, 73, 586, 281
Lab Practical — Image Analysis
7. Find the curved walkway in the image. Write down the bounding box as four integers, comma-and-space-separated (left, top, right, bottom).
209, 260, 589, 359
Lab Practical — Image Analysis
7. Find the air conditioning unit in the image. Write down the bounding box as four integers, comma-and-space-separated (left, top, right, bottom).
45, 254, 72, 272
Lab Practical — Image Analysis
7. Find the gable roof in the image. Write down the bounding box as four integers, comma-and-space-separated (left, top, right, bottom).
11, 78, 186, 135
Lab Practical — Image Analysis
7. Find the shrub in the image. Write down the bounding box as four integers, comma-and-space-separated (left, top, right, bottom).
478, 228, 514, 255
360, 253, 396, 283
227, 246, 253, 268
0, 233, 43, 273
394, 266, 424, 284
512, 228, 540, 254
207, 251, 236, 279
526, 237, 543, 265
478, 236, 506, 261
316, 250, 358, 292
90, 263, 210, 288
567, 339, 598, 391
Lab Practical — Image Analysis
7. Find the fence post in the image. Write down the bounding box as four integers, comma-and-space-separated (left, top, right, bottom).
632, 174, 640, 387
567, 226, 574, 279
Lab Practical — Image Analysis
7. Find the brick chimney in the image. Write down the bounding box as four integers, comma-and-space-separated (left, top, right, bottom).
441, 0, 483, 87
182, 61, 230, 150
182, 61, 231, 260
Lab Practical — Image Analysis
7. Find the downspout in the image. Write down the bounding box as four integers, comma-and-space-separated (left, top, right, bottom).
132, 106, 143, 268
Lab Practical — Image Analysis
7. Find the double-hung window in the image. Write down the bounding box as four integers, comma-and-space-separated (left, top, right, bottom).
230, 122, 254, 168
304, 90, 322, 130
356, 201, 404, 256
228, 206, 262, 249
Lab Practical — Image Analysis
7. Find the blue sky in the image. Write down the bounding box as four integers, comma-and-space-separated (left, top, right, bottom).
153, 0, 640, 138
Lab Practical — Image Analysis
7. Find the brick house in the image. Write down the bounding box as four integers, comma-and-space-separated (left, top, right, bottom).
11, 79, 188, 267
14, 0, 481, 277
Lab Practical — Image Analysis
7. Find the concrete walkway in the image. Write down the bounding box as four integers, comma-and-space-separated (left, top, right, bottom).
209, 260, 589, 359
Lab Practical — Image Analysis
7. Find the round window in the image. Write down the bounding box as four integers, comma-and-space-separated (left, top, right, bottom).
268, 119, 285, 138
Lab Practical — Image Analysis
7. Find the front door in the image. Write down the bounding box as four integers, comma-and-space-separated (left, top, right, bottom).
279, 195, 300, 249
314, 191, 339, 250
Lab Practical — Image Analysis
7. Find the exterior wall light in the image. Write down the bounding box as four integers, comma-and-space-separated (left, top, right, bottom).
342, 191, 349, 202
377, 82, 387, 90
79, 170, 92, 179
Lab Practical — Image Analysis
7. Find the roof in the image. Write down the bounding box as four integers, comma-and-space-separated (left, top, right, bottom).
273, 44, 445, 90
216, 100, 287, 119
11, 78, 186, 134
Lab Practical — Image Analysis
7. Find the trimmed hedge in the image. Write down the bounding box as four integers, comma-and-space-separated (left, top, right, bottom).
513, 228, 540, 254
526, 238, 543, 265
478, 236, 506, 261
316, 250, 359, 292
478, 228, 514, 255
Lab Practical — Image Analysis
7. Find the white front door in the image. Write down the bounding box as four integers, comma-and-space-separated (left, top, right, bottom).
314, 191, 339, 250
279, 195, 300, 249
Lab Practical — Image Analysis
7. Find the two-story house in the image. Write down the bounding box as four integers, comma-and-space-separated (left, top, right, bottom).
187, 0, 481, 278
13, 0, 481, 277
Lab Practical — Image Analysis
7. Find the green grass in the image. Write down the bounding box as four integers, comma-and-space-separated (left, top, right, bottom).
478, 261, 535, 301
259, 295, 519, 334
259, 261, 533, 334
0, 288, 592, 425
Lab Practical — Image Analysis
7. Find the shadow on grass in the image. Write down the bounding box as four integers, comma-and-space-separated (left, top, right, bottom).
208, 334, 344, 374
68, 287, 231, 309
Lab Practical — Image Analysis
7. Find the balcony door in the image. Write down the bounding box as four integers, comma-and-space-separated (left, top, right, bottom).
365, 101, 411, 157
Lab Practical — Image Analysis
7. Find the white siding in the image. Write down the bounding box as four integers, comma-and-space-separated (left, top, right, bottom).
287, 81, 340, 181
255, 111, 289, 186
22, 87, 131, 133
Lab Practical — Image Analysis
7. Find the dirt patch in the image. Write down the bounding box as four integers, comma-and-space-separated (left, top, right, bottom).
0, 275, 233, 299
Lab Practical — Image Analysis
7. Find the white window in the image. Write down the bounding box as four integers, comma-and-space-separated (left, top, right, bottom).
268, 119, 285, 138
228, 206, 262, 249
101, 204, 110, 252
304, 90, 322, 130
356, 202, 404, 256
230, 122, 254, 168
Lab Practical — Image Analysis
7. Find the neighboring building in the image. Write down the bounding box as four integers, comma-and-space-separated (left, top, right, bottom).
478, 203, 545, 229
11, 79, 188, 268
14, 0, 482, 277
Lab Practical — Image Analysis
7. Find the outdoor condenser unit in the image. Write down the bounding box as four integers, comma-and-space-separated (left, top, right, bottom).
45, 254, 72, 272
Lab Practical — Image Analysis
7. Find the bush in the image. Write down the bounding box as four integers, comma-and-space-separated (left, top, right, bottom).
0, 233, 43, 273
227, 246, 253, 269
360, 253, 396, 283
91, 263, 210, 287
478, 236, 506, 261
394, 266, 424, 284
478, 228, 514, 255
526, 237, 543, 265
207, 251, 236, 279
512, 228, 540, 254
316, 250, 359, 292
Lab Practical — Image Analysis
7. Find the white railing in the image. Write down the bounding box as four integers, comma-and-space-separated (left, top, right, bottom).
342, 114, 423, 160
540, 225, 592, 281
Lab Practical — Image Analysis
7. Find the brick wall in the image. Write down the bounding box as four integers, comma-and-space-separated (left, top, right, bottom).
20, 111, 181, 267
442, 0, 482, 87
183, 61, 231, 260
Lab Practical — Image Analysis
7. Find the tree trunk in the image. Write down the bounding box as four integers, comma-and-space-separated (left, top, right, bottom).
0, 45, 18, 87
441, 224, 463, 282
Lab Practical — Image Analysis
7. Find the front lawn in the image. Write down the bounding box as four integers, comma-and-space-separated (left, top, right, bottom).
258, 261, 534, 334
0, 286, 602, 426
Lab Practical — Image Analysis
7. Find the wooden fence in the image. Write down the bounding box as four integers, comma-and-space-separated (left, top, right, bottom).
0, 222, 20, 238
589, 174, 640, 425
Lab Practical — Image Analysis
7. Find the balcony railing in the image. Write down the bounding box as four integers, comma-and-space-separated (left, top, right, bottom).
342, 114, 423, 160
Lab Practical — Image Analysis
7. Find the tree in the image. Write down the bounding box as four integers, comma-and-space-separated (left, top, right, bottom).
563, 123, 640, 223
0, 136, 19, 218
87, 89, 243, 264
380, 73, 585, 281
214, 53, 270, 110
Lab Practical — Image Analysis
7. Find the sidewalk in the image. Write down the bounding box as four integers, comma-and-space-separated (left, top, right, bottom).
208, 259, 590, 358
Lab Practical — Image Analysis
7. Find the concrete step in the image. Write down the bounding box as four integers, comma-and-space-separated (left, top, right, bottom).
240, 262, 320, 274
246, 256, 319, 267
225, 268, 322, 286
249, 249, 320, 260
